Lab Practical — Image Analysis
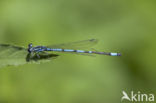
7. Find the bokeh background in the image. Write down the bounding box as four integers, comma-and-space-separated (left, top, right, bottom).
0, 0, 156, 103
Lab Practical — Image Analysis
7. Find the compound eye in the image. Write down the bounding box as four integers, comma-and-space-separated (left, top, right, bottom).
28, 43, 33, 48
28, 43, 33, 53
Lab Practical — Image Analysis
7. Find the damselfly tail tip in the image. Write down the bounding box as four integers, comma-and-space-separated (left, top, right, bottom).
110, 53, 121, 56
117, 53, 121, 56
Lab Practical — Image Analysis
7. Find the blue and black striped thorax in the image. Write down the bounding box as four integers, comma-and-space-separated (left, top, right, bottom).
28, 43, 46, 53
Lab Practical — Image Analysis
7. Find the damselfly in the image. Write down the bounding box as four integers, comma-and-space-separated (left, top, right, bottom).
28, 39, 121, 58
0, 39, 121, 67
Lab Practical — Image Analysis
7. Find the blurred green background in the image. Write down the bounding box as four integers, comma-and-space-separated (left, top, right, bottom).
0, 0, 156, 103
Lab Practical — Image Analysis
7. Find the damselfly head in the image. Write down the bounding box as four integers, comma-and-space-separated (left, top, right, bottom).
28, 43, 33, 53
28, 43, 33, 48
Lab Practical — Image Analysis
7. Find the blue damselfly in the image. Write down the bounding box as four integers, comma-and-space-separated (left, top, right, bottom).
28, 39, 121, 57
